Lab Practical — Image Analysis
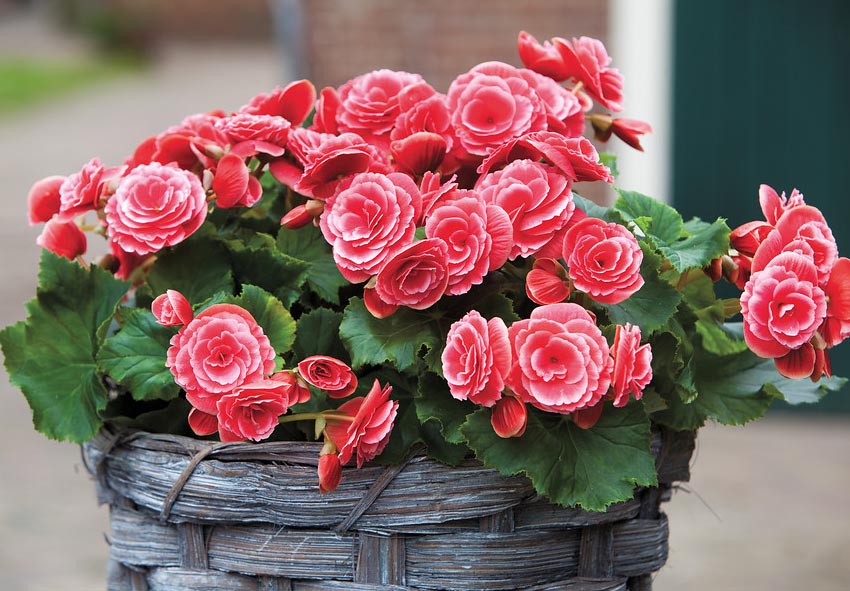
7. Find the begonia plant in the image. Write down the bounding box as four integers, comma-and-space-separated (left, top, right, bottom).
3, 32, 848, 510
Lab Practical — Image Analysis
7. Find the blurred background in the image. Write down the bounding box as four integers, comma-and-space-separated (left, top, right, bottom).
0, 1, 848, 590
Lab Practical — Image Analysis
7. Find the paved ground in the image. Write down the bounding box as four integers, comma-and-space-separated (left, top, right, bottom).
0, 11, 848, 591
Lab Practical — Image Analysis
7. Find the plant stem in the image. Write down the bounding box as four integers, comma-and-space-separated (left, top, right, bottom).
278, 412, 354, 425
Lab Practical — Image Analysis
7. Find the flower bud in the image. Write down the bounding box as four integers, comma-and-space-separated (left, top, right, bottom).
36, 218, 87, 260
363, 286, 399, 318
526, 258, 570, 305
572, 403, 604, 430
188, 408, 219, 436
318, 453, 342, 494
151, 289, 194, 327
490, 396, 527, 438
28, 176, 65, 225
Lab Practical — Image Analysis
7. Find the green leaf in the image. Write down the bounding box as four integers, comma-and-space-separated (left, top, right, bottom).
97, 308, 180, 402
416, 372, 476, 444
339, 297, 442, 372
694, 318, 749, 356
226, 285, 296, 357
690, 349, 782, 425
462, 403, 657, 510
291, 307, 348, 363
598, 246, 682, 335
614, 189, 684, 244
657, 218, 730, 273
224, 230, 309, 307
573, 193, 611, 221
277, 225, 348, 305
146, 230, 235, 304
1, 252, 128, 442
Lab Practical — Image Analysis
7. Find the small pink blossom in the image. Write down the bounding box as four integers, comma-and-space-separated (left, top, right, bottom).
821, 257, 850, 348
337, 69, 424, 139
373, 238, 450, 310
216, 376, 292, 442
319, 172, 420, 283
215, 113, 291, 147
166, 303, 276, 415
212, 153, 262, 209
297, 355, 358, 399
238, 80, 317, 126
741, 251, 827, 359
563, 217, 644, 304
477, 159, 574, 259
58, 158, 105, 220
610, 324, 652, 407
442, 310, 511, 407
447, 62, 547, 157
490, 396, 527, 438
425, 195, 512, 295
151, 290, 194, 327
517, 31, 571, 81
105, 162, 207, 255
555, 36, 624, 112
507, 303, 613, 414
525, 258, 571, 305
758, 184, 805, 226
326, 379, 399, 468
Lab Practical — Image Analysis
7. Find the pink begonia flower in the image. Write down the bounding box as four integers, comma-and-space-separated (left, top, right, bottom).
507, 303, 613, 414
57, 158, 105, 220
610, 323, 652, 407
325, 379, 399, 468
105, 162, 207, 255
741, 251, 827, 359
297, 355, 358, 399
563, 217, 644, 305
751, 205, 837, 285
151, 290, 194, 327
28, 175, 65, 225
517, 31, 572, 82
447, 61, 547, 157
238, 79, 317, 126
215, 113, 291, 148
441, 310, 511, 408
212, 153, 262, 209
392, 83, 457, 154
821, 257, 850, 348
318, 452, 342, 494
525, 258, 571, 305
215, 376, 292, 442
519, 69, 585, 138
319, 172, 420, 283
166, 303, 276, 415
560, 137, 615, 183
490, 396, 527, 438
373, 238, 450, 310
758, 184, 805, 226
336, 69, 424, 139
554, 36, 624, 112
36, 218, 87, 260
136, 111, 229, 171
477, 159, 574, 260
425, 195, 512, 295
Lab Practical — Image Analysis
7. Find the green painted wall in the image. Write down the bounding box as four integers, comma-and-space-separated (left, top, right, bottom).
672, 0, 850, 410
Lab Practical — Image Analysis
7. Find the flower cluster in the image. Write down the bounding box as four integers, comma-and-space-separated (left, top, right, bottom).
6, 32, 847, 508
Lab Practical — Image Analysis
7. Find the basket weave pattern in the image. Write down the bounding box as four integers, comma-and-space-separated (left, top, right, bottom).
83, 428, 695, 591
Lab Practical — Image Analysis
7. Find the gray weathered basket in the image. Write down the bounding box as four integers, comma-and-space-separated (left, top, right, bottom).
82, 427, 695, 591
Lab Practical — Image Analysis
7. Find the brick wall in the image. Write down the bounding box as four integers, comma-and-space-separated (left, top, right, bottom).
301, 0, 609, 91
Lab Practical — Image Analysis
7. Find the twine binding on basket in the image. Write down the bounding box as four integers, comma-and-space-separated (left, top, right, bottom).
83, 427, 695, 591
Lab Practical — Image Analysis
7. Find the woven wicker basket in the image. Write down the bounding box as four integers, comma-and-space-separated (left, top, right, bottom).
82, 427, 695, 591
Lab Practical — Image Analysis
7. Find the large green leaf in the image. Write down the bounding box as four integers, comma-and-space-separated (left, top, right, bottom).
462, 402, 657, 510
339, 297, 442, 372
224, 230, 309, 307
226, 285, 296, 357
657, 218, 730, 273
291, 307, 348, 363
0, 252, 128, 442
277, 225, 348, 305
614, 189, 684, 244
146, 229, 234, 304
97, 308, 180, 402
598, 246, 682, 335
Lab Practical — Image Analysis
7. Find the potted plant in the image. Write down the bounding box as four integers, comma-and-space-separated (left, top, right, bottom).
3, 31, 847, 590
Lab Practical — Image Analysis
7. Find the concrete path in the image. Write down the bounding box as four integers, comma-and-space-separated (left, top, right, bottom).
0, 11, 849, 591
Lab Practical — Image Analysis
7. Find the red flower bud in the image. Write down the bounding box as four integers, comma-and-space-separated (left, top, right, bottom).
572, 403, 604, 430
526, 258, 571, 305
490, 396, 527, 438
36, 218, 87, 260
363, 286, 399, 319
187, 408, 219, 436
318, 453, 342, 494
391, 132, 447, 176
28, 175, 65, 225
610, 118, 652, 151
